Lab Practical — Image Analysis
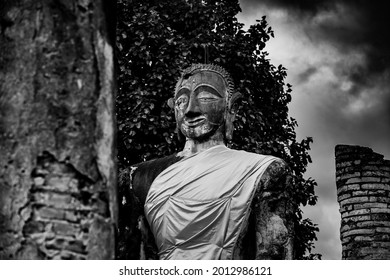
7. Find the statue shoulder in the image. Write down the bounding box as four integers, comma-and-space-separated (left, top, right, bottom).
252, 157, 294, 260
120, 154, 183, 205
258, 157, 291, 191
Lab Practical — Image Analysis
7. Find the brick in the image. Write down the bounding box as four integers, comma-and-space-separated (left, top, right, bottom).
340, 221, 390, 233
340, 225, 351, 233
337, 184, 360, 195
372, 241, 390, 249
356, 247, 390, 257
371, 213, 390, 222
341, 209, 371, 218
46, 176, 72, 192
34, 177, 45, 186
64, 210, 79, 222
338, 193, 352, 202
340, 172, 361, 180
33, 192, 72, 208
361, 183, 390, 191
343, 215, 371, 223
52, 221, 80, 236
340, 197, 369, 207
372, 234, 390, 241
345, 178, 362, 184
354, 236, 373, 242
336, 167, 357, 176
341, 236, 352, 245
371, 208, 390, 214
354, 202, 388, 209
362, 170, 386, 177
380, 166, 390, 172
361, 177, 381, 183
362, 166, 379, 171
376, 228, 390, 234
352, 197, 372, 203
35, 207, 65, 220
339, 205, 354, 213
336, 161, 353, 169
342, 244, 362, 253
368, 161, 384, 165
356, 221, 390, 228
350, 209, 369, 217
341, 228, 375, 238
369, 196, 390, 203
351, 190, 369, 196
367, 190, 387, 196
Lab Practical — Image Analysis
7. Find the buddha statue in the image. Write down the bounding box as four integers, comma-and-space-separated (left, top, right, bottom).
119, 64, 294, 260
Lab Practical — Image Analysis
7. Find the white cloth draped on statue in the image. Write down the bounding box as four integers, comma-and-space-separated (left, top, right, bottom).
144, 145, 276, 259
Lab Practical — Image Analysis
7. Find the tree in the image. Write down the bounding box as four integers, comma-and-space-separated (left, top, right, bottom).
0, 0, 117, 259
116, 0, 319, 259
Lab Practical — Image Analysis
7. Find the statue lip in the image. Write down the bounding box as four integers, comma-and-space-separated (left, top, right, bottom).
184, 117, 206, 127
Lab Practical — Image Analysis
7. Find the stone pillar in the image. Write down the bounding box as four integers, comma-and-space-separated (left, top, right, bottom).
336, 145, 390, 259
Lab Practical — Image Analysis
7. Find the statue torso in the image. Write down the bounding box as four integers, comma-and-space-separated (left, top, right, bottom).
143, 145, 276, 259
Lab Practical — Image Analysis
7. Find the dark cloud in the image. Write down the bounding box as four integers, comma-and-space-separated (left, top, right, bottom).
240, 0, 390, 91
240, 0, 390, 130
241, 0, 335, 15
305, 1, 390, 87
297, 66, 318, 83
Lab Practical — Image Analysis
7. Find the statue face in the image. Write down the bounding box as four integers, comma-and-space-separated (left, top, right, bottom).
174, 71, 227, 141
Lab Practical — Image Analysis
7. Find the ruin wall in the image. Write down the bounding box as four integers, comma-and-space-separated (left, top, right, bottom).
336, 144, 390, 259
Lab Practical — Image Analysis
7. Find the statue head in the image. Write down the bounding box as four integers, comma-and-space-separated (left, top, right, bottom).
168, 64, 240, 143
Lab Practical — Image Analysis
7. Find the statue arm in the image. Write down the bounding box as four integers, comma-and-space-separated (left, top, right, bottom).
117, 155, 183, 259
116, 166, 143, 259
117, 165, 160, 259
253, 158, 294, 260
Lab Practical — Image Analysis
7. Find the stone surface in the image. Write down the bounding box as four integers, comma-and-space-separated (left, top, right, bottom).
335, 145, 390, 260
0, 0, 117, 259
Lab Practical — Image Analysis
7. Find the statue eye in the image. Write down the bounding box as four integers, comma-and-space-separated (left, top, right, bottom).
175, 95, 188, 109
197, 91, 219, 102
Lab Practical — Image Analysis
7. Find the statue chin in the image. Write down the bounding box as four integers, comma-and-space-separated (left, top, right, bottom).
180, 123, 220, 142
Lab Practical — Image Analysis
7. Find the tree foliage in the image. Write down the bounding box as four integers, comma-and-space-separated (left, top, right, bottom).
116, 0, 320, 259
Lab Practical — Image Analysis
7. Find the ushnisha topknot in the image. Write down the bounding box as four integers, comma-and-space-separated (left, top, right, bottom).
175, 63, 236, 102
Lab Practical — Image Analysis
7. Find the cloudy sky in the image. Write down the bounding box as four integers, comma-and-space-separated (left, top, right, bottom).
237, 0, 390, 259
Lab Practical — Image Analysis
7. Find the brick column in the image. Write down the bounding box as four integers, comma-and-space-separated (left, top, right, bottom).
336, 145, 390, 259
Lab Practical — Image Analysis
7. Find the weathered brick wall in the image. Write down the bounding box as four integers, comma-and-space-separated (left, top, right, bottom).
0, 0, 117, 259
336, 145, 390, 259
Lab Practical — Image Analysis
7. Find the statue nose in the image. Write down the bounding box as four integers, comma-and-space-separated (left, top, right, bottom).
184, 96, 201, 117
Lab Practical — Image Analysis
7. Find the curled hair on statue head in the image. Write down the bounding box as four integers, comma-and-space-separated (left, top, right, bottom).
175, 64, 236, 106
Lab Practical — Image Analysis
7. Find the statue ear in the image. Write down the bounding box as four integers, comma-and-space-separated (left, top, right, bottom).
228, 92, 242, 112
225, 112, 235, 142
225, 92, 242, 142
167, 98, 175, 109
